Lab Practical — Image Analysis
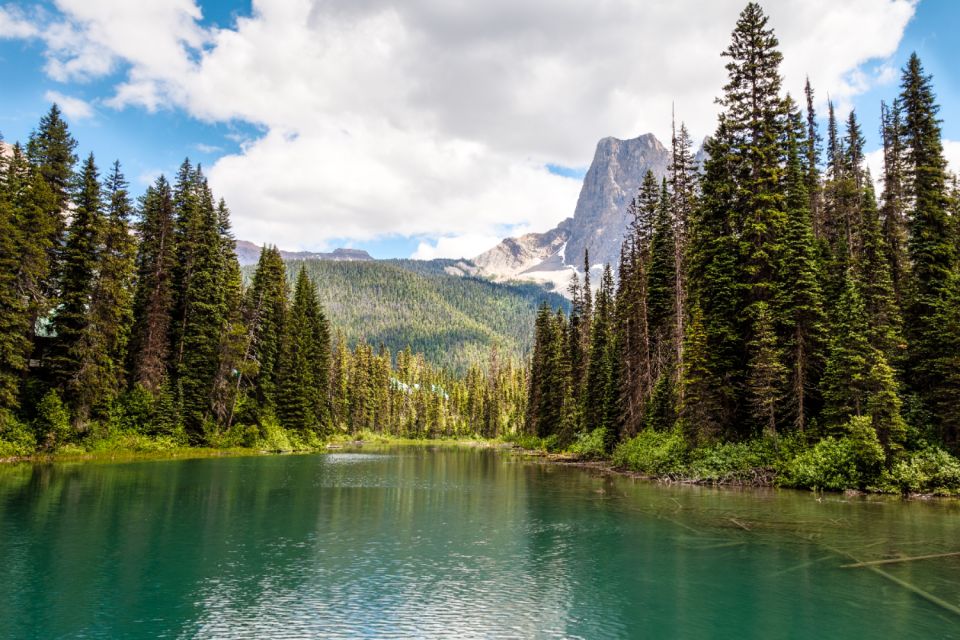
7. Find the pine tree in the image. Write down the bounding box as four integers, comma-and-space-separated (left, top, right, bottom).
211, 199, 249, 428
48, 153, 105, 419
931, 273, 960, 449
278, 267, 331, 434
669, 120, 698, 403
5, 145, 58, 347
879, 99, 911, 309
856, 181, 904, 364
0, 144, 31, 411
778, 107, 826, 432
585, 265, 618, 449
88, 162, 136, 399
27, 104, 77, 214
803, 78, 824, 239
244, 246, 288, 416
175, 177, 229, 438
129, 177, 177, 393
745, 301, 786, 435
821, 271, 874, 432
899, 53, 955, 429
646, 179, 676, 383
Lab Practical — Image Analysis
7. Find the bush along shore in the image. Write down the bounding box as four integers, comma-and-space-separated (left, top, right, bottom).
511, 426, 960, 497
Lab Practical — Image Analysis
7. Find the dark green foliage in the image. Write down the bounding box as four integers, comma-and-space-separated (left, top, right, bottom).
585, 265, 619, 449
47, 153, 105, 422
244, 246, 288, 416
173, 169, 231, 438
778, 108, 826, 431
899, 53, 956, 440
129, 177, 177, 392
611, 428, 688, 476
780, 416, 885, 491
277, 267, 332, 434
0, 147, 31, 411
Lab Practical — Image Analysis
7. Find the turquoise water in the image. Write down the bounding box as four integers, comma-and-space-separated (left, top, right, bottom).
1, 446, 959, 638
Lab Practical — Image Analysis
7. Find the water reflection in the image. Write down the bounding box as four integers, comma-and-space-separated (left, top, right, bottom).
0, 448, 958, 639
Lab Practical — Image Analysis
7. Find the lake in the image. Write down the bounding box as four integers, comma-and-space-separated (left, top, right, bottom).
1, 446, 959, 638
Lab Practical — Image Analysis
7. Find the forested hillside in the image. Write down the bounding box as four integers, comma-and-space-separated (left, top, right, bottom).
253, 259, 567, 374
526, 3, 960, 494
0, 108, 527, 458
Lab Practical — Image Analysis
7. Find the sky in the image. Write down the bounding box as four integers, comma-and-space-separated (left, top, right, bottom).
1, 0, 958, 260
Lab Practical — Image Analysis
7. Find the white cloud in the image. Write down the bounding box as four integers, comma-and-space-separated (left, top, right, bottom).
944, 140, 960, 177
413, 233, 507, 261
5, 0, 917, 256
0, 5, 39, 38
43, 90, 93, 120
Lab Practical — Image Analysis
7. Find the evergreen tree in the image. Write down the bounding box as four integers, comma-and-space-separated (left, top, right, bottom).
646, 179, 676, 370
745, 301, 786, 435
821, 272, 874, 431
175, 178, 229, 438
66, 161, 137, 418
900, 54, 955, 427
856, 181, 904, 364
48, 153, 105, 420
278, 267, 332, 434
879, 99, 911, 309
0, 142, 31, 411
777, 107, 826, 431
244, 246, 288, 416
803, 78, 823, 239
129, 177, 177, 393
931, 273, 960, 449
5, 145, 58, 347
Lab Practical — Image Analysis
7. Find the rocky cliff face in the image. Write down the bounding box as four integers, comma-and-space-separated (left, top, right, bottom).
474, 133, 671, 290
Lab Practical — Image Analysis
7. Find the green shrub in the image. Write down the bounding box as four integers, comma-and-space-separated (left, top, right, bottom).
0, 412, 37, 457
780, 416, 884, 490
883, 447, 960, 495
116, 385, 156, 433
612, 428, 688, 475
256, 416, 295, 451
688, 439, 776, 483
33, 390, 72, 451
569, 428, 607, 460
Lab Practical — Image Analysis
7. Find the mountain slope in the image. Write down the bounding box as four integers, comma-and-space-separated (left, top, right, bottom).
474, 133, 672, 288
247, 259, 568, 373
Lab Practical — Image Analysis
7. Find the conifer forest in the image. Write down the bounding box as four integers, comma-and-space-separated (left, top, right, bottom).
2, 2, 960, 494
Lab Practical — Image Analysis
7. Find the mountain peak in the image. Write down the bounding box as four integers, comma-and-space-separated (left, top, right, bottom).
474, 132, 671, 293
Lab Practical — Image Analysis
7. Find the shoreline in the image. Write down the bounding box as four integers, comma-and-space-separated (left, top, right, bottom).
2, 438, 956, 501
510, 447, 959, 501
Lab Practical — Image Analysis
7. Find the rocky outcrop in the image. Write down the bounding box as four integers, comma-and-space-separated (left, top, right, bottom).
474, 133, 671, 289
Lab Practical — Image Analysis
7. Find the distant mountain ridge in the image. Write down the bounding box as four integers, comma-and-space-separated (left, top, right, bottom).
474, 133, 675, 290
235, 240, 372, 265
241, 258, 568, 373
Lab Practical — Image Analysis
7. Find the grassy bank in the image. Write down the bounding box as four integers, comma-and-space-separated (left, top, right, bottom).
0, 423, 509, 465
512, 427, 960, 497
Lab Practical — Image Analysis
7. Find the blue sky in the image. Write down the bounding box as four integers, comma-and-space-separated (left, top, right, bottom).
0, 0, 954, 259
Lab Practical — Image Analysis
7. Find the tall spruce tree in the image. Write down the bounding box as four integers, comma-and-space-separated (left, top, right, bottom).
0, 142, 30, 412
129, 177, 177, 392
92, 163, 136, 387
778, 106, 826, 432
899, 53, 955, 437
48, 153, 105, 419
175, 177, 228, 438
244, 246, 288, 416
879, 99, 911, 309
278, 267, 332, 434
